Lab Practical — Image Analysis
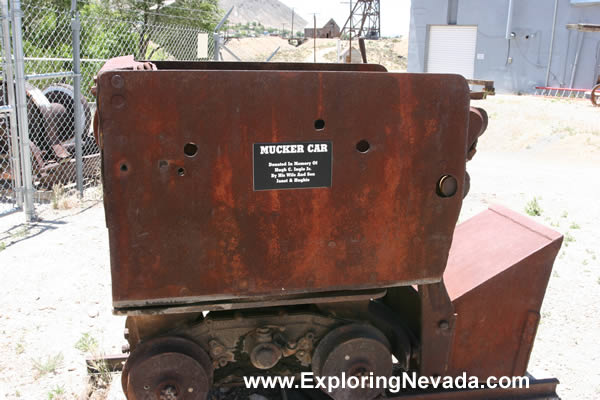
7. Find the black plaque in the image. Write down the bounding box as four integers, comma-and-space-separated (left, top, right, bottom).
253, 141, 332, 191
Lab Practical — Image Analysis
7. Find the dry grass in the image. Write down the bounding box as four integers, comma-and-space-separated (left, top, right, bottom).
32, 353, 63, 379
73, 332, 113, 398
51, 185, 80, 210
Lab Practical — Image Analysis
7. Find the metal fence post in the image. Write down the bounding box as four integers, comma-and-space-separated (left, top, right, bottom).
1, 0, 23, 208
10, 0, 36, 221
213, 32, 220, 60
213, 6, 233, 61
71, 0, 83, 196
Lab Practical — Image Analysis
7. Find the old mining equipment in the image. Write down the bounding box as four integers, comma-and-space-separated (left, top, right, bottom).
94, 57, 563, 400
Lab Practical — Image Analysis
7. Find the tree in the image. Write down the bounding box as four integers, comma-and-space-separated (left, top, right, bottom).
22, 0, 223, 59
18, 0, 222, 97
111, 0, 222, 58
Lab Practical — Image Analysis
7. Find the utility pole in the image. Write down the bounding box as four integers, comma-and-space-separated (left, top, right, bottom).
313, 14, 317, 62
340, 0, 353, 62
282, 23, 286, 38
291, 8, 294, 40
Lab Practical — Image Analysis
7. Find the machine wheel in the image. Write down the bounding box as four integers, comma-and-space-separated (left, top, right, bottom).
43, 83, 97, 154
122, 336, 213, 400
312, 324, 393, 400
591, 84, 600, 107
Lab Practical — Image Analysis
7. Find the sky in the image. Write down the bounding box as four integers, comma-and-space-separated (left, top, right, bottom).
281, 0, 411, 37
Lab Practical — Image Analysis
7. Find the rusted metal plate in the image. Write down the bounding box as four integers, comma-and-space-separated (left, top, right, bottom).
418, 281, 456, 377
97, 64, 470, 308
387, 378, 559, 399
444, 205, 562, 379
150, 60, 388, 72
114, 288, 387, 316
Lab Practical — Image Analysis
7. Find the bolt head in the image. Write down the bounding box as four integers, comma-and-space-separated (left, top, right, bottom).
250, 343, 282, 370
111, 74, 124, 89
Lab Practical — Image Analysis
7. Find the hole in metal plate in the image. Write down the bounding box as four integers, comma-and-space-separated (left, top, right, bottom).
314, 119, 325, 131
184, 142, 198, 157
356, 140, 370, 153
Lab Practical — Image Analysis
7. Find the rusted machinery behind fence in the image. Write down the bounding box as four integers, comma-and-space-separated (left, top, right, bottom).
0, 80, 99, 190
94, 57, 563, 400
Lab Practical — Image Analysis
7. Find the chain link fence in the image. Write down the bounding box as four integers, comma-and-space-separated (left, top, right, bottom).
21, 4, 91, 203
0, 60, 17, 215
0, 85, 16, 214
79, 11, 217, 100
1, 0, 21, 215
1, 0, 215, 219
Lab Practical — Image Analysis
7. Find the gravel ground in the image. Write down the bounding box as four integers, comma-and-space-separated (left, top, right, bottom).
0, 94, 598, 399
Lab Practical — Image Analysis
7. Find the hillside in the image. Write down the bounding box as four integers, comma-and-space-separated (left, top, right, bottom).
219, 0, 306, 30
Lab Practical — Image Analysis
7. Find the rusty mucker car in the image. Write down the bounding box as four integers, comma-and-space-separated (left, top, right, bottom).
92, 56, 562, 400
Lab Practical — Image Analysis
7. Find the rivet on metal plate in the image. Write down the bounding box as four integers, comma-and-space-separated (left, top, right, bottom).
111, 74, 124, 89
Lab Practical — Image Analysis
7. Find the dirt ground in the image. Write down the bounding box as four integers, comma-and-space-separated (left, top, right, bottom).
0, 94, 599, 399
222, 37, 408, 71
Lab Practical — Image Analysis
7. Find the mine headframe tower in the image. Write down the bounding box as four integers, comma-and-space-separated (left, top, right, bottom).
341, 0, 381, 40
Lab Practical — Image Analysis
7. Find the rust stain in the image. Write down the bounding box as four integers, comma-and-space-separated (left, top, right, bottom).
212, 153, 235, 209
